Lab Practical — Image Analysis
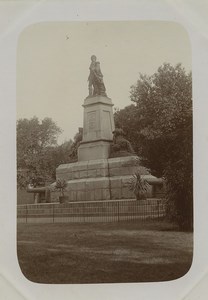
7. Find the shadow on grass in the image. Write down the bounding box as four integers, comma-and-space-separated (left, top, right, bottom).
18, 252, 193, 284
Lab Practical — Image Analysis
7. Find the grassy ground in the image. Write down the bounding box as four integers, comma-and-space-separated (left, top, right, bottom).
17, 221, 193, 284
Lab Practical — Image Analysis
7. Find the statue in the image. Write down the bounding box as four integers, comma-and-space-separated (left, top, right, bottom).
69, 128, 83, 162
110, 128, 135, 157
88, 55, 96, 97
88, 55, 107, 97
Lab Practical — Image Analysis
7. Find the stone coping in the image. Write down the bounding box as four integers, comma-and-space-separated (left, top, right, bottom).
57, 155, 139, 170
50, 175, 162, 189
83, 95, 113, 107
79, 139, 113, 145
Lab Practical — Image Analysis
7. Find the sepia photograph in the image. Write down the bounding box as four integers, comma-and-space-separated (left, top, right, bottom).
16, 21, 193, 284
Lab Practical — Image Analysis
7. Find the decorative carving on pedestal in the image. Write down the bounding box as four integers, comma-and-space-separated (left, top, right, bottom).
88, 111, 96, 131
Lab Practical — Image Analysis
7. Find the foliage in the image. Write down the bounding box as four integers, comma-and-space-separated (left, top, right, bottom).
114, 105, 141, 155
54, 178, 67, 196
49, 140, 73, 178
16, 117, 70, 188
115, 63, 193, 229
128, 171, 150, 200
164, 123, 193, 229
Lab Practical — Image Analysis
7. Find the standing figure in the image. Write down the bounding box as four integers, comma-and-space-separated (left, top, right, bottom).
87, 55, 107, 97
88, 55, 97, 97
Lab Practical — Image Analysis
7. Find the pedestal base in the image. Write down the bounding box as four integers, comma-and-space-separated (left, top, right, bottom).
52, 156, 156, 202
78, 140, 111, 161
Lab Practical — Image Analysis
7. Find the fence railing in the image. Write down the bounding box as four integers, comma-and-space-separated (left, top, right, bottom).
17, 199, 166, 224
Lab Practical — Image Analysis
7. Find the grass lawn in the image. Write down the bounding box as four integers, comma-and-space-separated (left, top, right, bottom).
17, 221, 193, 284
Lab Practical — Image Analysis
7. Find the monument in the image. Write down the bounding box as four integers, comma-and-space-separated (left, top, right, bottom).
51, 56, 155, 202
78, 55, 115, 161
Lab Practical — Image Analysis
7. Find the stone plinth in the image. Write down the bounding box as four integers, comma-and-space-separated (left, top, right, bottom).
52, 156, 154, 202
78, 96, 115, 161
78, 140, 111, 161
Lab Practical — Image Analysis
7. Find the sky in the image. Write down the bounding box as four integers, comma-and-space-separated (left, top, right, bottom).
16, 21, 191, 144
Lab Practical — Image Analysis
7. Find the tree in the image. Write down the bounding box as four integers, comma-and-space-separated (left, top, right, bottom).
17, 117, 63, 188
116, 63, 193, 229
114, 105, 141, 154
49, 140, 73, 178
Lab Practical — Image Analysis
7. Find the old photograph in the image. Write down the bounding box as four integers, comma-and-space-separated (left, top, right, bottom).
16, 21, 193, 284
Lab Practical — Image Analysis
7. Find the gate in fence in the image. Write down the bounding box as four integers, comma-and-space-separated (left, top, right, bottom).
17, 199, 166, 224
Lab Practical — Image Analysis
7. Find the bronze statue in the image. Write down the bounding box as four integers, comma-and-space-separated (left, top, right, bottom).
88, 55, 97, 97
88, 55, 107, 97
110, 128, 135, 156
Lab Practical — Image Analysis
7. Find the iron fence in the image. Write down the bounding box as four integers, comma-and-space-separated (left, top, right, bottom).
17, 198, 166, 224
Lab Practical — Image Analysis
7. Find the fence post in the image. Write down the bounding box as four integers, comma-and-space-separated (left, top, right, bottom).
157, 200, 160, 220
83, 203, 85, 222
26, 204, 28, 224
52, 204, 55, 223
117, 201, 120, 222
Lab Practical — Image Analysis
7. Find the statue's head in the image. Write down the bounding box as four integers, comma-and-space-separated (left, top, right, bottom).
113, 128, 125, 137
91, 55, 97, 62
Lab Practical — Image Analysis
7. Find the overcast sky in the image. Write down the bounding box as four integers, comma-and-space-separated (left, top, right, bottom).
17, 21, 191, 144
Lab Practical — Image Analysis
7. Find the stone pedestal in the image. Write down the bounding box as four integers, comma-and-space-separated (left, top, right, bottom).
78, 96, 115, 161
52, 156, 152, 202
78, 140, 111, 161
